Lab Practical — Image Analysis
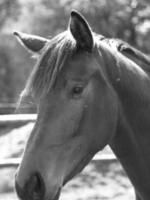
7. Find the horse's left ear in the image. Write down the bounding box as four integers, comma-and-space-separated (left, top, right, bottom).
69, 10, 94, 52
13, 31, 49, 54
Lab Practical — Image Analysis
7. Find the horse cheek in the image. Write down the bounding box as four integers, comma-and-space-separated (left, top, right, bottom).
89, 81, 118, 150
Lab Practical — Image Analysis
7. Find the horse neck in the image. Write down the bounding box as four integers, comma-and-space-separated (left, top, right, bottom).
100, 46, 150, 196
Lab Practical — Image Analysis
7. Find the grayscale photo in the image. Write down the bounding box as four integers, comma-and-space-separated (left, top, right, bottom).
0, 0, 150, 200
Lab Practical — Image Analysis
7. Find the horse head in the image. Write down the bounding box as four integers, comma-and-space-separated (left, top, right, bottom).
14, 11, 118, 200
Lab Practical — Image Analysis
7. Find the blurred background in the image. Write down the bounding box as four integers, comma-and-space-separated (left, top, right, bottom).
0, 0, 150, 199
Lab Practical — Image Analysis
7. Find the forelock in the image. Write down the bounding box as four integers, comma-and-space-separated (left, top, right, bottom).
20, 31, 76, 103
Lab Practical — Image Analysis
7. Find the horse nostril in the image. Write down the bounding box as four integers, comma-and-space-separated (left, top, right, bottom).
27, 172, 45, 200
15, 172, 45, 200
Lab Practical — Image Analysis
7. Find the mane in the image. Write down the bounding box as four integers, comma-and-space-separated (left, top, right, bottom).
98, 35, 150, 71
20, 31, 76, 103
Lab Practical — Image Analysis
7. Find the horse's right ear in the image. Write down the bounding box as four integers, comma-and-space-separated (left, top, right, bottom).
13, 31, 49, 54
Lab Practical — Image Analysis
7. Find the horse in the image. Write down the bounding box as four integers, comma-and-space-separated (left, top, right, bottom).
14, 10, 150, 200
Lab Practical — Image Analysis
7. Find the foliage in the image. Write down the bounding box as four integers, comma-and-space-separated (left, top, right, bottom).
0, 0, 150, 102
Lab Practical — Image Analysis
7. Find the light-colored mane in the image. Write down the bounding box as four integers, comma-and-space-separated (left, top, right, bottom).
21, 31, 76, 103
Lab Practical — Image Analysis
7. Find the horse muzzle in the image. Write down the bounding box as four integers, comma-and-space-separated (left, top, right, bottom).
15, 171, 61, 200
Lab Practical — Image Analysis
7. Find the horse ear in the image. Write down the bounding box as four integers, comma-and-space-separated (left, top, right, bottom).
69, 10, 94, 52
13, 31, 49, 54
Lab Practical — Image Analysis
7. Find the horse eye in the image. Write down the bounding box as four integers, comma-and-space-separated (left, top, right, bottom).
72, 85, 83, 97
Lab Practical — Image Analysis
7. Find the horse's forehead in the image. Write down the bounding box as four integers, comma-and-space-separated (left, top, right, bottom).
65, 53, 98, 78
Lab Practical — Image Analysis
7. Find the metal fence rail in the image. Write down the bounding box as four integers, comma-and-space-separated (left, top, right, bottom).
0, 114, 36, 126
0, 103, 36, 114
0, 154, 117, 168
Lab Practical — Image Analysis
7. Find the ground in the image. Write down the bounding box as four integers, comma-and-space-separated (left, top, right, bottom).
0, 123, 135, 200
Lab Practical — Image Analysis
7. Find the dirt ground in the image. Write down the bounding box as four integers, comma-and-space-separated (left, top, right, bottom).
0, 123, 135, 200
